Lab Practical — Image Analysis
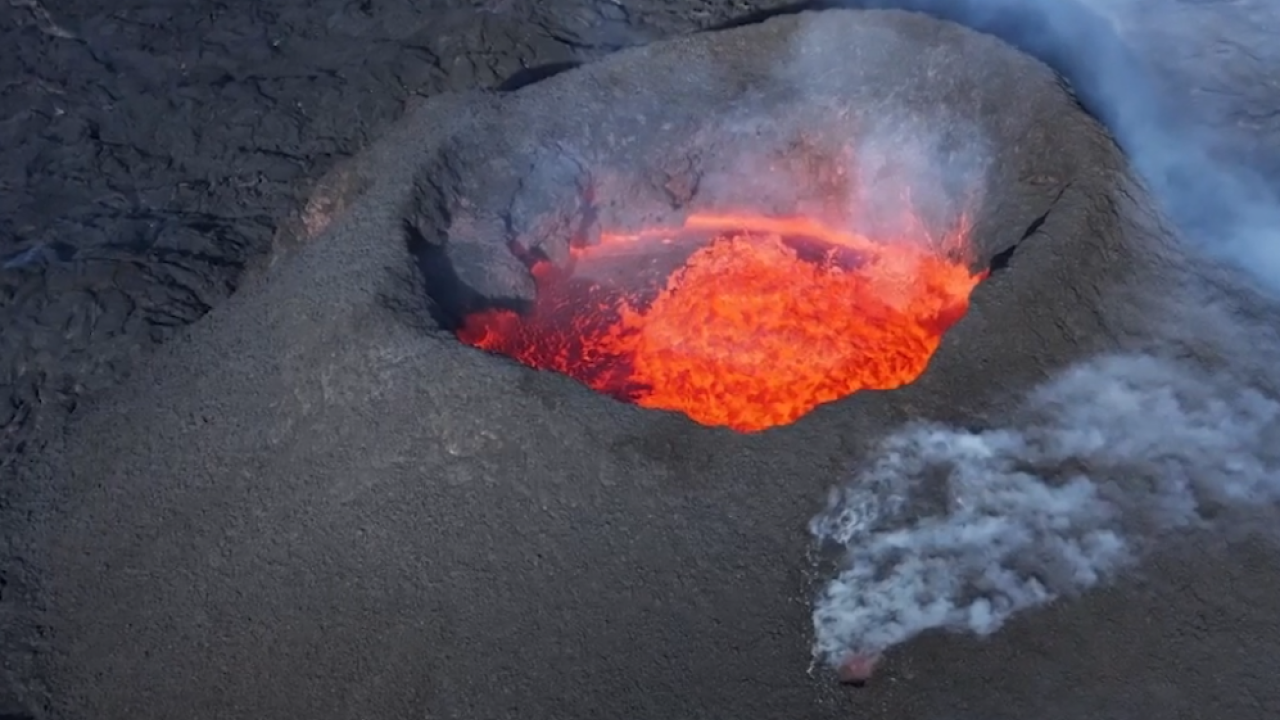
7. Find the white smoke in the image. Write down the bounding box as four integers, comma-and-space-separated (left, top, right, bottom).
810, 353, 1280, 666
832, 0, 1280, 293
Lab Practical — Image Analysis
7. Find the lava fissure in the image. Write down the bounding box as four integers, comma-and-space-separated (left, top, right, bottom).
988, 243, 1018, 273
497, 61, 584, 92
1020, 210, 1050, 242
990, 200, 1057, 274
457, 211, 986, 432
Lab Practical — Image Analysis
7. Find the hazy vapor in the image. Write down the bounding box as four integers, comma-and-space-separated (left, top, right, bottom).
811, 354, 1280, 667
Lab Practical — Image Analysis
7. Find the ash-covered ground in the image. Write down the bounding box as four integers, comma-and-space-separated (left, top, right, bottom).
3, 1, 1280, 720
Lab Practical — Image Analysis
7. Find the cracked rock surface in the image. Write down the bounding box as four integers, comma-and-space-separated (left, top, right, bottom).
8, 9, 1264, 720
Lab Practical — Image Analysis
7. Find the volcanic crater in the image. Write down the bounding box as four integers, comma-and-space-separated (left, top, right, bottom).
8, 8, 1246, 720
401, 25, 1130, 433
410, 121, 994, 432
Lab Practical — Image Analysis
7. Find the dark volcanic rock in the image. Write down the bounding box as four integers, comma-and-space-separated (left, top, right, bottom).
4, 8, 1280, 720
441, 215, 539, 303
508, 150, 595, 266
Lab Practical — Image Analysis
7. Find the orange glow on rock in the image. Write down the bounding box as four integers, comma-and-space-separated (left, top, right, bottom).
456, 212, 985, 432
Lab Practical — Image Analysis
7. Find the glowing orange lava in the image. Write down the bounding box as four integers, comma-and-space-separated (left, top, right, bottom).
457, 212, 986, 432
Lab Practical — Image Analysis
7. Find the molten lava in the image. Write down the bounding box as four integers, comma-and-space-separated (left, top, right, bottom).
457, 212, 985, 432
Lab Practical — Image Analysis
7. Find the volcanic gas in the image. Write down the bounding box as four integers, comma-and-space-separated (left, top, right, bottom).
456, 212, 985, 432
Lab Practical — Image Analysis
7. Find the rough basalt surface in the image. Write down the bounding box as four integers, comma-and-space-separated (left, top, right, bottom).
4, 8, 1279, 720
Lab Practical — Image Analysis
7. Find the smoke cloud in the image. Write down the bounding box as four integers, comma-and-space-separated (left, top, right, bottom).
797, 0, 1280, 674
810, 353, 1280, 666
831, 0, 1280, 289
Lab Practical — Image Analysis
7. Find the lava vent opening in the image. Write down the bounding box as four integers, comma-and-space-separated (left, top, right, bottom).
409, 119, 993, 433
458, 211, 984, 432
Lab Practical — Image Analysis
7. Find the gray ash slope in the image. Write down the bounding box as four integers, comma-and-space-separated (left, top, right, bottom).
9, 9, 1273, 720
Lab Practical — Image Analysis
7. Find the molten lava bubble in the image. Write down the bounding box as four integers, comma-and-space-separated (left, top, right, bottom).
457, 213, 985, 432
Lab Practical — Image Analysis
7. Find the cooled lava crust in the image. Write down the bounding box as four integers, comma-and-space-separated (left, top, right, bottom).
9, 9, 1273, 720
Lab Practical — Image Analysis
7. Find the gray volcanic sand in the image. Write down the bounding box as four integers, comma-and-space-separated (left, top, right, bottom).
8, 9, 1278, 720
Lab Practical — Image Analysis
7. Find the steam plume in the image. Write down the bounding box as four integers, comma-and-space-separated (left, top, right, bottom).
801, 0, 1280, 671
810, 353, 1280, 666
833, 0, 1280, 288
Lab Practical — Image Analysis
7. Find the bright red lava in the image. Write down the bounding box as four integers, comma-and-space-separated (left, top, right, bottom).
457, 212, 986, 432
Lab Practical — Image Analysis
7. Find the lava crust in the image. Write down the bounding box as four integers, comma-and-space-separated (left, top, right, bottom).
4, 8, 1275, 720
